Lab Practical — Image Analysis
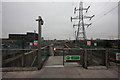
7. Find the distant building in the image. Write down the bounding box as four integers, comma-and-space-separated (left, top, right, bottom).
0, 38, 9, 40
9, 32, 38, 42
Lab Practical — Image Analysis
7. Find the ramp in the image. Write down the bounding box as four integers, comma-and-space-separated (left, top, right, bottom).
44, 56, 64, 67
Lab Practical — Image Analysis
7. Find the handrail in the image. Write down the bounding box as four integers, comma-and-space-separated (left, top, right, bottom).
55, 48, 118, 51
1, 45, 48, 51
3, 45, 49, 64
64, 44, 71, 49
3, 54, 22, 64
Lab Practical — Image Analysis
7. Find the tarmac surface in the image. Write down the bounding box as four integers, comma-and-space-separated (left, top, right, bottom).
2, 56, 119, 78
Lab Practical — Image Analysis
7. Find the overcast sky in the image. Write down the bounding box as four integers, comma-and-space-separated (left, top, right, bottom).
2, 2, 118, 40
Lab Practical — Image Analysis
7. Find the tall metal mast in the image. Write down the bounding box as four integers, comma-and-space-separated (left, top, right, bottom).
71, 2, 95, 40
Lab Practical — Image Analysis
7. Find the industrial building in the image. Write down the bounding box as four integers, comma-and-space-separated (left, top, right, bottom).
9, 32, 38, 42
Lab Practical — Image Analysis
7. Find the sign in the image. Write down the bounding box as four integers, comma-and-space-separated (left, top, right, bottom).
116, 53, 120, 61
34, 41, 38, 46
94, 43, 97, 46
66, 55, 80, 61
29, 42, 33, 46
87, 41, 91, 46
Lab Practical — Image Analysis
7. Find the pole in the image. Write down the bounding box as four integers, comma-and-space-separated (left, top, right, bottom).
22, 38, 24, 67
36, 16, 43, 70
84, 49, 87, 69
63, 50, 65, 66
105, 49, 109, 68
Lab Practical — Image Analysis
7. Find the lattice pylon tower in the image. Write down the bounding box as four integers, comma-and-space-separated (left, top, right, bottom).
71, 2, 95, 40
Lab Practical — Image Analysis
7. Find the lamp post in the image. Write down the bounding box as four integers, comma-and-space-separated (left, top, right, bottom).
36, 16, 43, 70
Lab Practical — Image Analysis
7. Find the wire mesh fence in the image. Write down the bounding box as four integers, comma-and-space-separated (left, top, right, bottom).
2, 48, 49, 67
2, 40, 49, 68
87, 50, 106, 66
62, 49, 107, 67
66, 40, 118, 49
1, 39, 119, 68
54, 50, 63, 56
109, 49, 119, 64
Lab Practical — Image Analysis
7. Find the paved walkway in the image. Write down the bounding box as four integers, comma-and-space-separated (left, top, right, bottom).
3, 66, 118, 78
2, 56, 119, 78
44, 56, 63, 67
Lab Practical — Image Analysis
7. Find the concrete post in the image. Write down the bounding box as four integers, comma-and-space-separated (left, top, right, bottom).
36, 16, 43, 70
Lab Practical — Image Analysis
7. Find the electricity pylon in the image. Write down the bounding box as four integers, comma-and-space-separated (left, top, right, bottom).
71, 2, 95, 40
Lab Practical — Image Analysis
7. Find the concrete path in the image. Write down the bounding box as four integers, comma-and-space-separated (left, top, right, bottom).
2, 56, 119, 78
44, 56, 63, 67
2, 66, 118, 78
44, 56, 81, 67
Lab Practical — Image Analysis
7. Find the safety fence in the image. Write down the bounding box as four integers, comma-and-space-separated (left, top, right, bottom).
2, 46, 49, 68
65, 40, 118, 49
54, 48, 119, 68
108, 49, 119, 65
87, 50, 106, 66
1, 39, 119, 71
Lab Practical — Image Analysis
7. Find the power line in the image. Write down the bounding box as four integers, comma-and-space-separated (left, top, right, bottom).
104, 3, 120, 15
83, 2, 111, 27
92, 2, 119, 25
93, 2, 111, 16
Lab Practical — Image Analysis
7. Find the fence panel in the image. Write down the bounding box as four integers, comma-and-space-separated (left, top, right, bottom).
87, 50, 106, 66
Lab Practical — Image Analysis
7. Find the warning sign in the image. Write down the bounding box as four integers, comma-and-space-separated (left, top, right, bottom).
94, 43, 97, 46
87, 41, 91, 46
29, 42, 33, 46
34, 41, 38, 46
116, 53, 120, 61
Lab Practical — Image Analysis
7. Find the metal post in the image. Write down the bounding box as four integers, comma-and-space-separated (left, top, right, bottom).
81, 2, 86, 40
36, 16, 43, 70
63, 50, 65, 66
105, 49, 109, 68
34, 30, 36, 49
84, 49, 87, 69
22, 38, 24, 67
